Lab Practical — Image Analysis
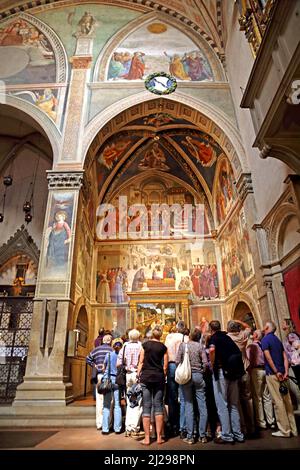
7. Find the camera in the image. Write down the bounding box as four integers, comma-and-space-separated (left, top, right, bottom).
279, 382, 288, 395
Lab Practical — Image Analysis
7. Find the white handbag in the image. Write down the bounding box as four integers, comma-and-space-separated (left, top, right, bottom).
175, 343, 191, 384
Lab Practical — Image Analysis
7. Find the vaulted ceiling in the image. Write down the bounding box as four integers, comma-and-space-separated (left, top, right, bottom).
0, 0, 225, 56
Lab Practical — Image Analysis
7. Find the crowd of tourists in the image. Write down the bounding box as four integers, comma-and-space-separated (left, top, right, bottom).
86, 318, 300, 445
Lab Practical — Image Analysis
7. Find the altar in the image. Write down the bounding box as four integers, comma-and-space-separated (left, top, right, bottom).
127, 289, 191, 335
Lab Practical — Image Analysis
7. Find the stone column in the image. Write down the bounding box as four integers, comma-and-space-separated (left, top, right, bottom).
236, 173, 271, 323
60, 36, 93, 163
252, 223, 272, 322
211, 229, 225, 299
13, 171, 84, 408
131, 302, 137, 329
263, 279, 283, 340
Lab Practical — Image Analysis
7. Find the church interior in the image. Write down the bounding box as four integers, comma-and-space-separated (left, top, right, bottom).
0, 0, 299, 436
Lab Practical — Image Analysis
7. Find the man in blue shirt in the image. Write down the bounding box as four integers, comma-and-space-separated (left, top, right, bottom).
261, 321, 298, 438
86, 334, 113, 430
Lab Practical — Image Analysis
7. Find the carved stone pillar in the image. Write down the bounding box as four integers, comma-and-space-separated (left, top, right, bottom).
13, 171, 84, 408
236, 173, 271, 323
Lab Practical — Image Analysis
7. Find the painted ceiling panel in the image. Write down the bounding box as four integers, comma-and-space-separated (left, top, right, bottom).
0, 1, 224, 55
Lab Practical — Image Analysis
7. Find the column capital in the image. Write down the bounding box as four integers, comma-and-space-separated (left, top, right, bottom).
264, 279, 273, 290
236, 172, 253, 201
70, 55, 93, 69
252, 224, 263, 231
47, 170, 85, 190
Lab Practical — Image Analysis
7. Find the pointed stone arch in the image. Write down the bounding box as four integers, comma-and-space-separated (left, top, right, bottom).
0, 95, 61, 165
231, 293, 262, 329
0, 225, 40, 269
83, 92, 248, 178
267, 201, 300, 263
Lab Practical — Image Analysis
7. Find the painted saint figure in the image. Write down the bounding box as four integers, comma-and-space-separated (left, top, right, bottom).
164, 51, 191, 81
96, 272, 111, 303
138, 143, 169, 171
125, 51, 145, 80
36, 88, 57, 121
185, 136, 216, 167
99, 139, 131, 169
183, 51, 212, 81
46, 211, 71, 269
131, 268, 145, 291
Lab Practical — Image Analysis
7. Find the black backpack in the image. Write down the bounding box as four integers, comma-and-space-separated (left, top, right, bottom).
223, 352, 245, 380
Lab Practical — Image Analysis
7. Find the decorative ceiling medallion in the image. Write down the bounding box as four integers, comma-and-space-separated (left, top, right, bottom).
145, 72, 177, 95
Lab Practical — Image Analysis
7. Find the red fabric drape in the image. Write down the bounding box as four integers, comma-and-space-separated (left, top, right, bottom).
283, 261, 300, 332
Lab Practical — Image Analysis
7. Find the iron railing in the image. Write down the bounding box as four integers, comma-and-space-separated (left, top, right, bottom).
0, 297, 33, 403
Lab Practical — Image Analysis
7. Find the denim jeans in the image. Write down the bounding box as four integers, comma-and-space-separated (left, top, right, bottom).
182, 371, 208, 439
102, 376, 122, 433
179, 384, 186, 432
167, 363, 180, 430
212, 369, 244, 442
141, 382, 164, 417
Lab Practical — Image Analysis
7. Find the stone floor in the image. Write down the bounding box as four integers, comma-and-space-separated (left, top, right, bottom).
0, 427, 299, 450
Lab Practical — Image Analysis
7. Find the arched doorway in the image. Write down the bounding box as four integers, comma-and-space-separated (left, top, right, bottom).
234, 301, 256, 330
0, 104, 53, 403
69, 304, 90, 400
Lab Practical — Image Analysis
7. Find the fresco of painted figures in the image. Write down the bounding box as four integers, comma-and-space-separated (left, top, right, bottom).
0, 19, 55, 84
42, 192, 74, 279
215, 157, 236, 225
10, 88, 58, 121
106, 22, 213, 82
96, 128, 224, 196
219, 209, 254, 295
96, 240, 219, 304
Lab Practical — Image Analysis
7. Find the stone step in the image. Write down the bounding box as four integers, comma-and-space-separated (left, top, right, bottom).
0, 404, 97, 427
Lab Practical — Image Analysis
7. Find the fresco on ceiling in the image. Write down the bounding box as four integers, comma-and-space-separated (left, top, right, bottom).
96, 239, 219, 308
215, 157, 236, 225
106, 22, 213, 82
10, 88, 58, 121
101, 138, 206, 199
219, 209, 254, 295
0, 19, 55, 84
169, 131, 224, 191
96, 133, 142, 189
36, 5, 140, 66
41, 192, 74, 279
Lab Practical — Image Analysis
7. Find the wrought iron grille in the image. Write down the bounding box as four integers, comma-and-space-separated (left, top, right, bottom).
0, 297, 33, 403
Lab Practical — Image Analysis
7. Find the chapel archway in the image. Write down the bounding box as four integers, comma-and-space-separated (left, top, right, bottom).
0, 103, 54, 403
79, 94, 255, 339
234, 301, 256, 330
